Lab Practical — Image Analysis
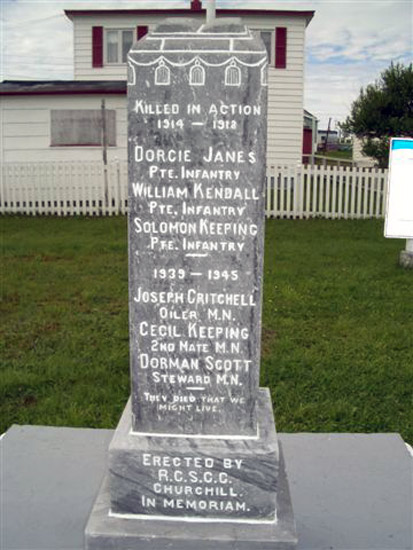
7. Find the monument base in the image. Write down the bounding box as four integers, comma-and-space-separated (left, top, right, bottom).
85, 389, 297, 549
107, 389, 281, 521
399, 250, 413, 268
85, 443, 296, 550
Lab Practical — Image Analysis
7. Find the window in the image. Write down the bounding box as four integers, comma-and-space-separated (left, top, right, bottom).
254, 29, 287, 68
50, 110, 116, 147
106, 29, 133, 64
252, 30, 274, 64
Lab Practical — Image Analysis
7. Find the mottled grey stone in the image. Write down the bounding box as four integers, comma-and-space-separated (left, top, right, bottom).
204, 19, 252, 33
85, 443, 296, 550
154, 18, 202, 33
399, 250, 413, 268
127, 18, 268, 438
84, 17, 294, 548
108, 389, 278, 520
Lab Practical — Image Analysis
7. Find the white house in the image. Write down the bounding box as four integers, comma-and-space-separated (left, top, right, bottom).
0, 1, 314, 166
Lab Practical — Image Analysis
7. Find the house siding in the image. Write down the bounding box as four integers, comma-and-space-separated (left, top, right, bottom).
72, 13, 307, 165
0, 95, 127, 163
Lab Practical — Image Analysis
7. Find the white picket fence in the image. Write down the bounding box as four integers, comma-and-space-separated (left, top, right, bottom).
266, 164, 388, 219
0, 161, 388, 219
1, 161, 128, 217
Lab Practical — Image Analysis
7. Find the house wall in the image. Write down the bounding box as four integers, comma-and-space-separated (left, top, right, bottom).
0, 95, 127, 163
71, 13, 307, 165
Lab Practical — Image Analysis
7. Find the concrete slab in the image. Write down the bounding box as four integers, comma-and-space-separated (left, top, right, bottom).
1, 426, 412, 550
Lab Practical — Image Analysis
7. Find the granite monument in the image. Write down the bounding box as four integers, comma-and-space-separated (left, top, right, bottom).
85, 17, 297, 549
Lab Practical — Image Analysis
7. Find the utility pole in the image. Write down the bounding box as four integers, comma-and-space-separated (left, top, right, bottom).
207, 0, 216, 24
324, 117, 332, 153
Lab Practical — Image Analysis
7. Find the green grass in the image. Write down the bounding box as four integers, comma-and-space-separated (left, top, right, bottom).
318, 149, 353, 160
1, 216, 412, 442
315, 149, 354, 166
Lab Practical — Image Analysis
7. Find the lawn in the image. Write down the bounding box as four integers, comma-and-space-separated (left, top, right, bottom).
318, 149, 352, 160
1, 216, 412, 442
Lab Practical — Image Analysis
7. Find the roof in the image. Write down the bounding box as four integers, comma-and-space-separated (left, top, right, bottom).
0, 80, 127, 96
64, 8, 315, 27
304, 109, 318, 121
0, 82, 313, 127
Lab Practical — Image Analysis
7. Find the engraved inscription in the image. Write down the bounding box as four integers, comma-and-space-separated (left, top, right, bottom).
128, 26, 267, 438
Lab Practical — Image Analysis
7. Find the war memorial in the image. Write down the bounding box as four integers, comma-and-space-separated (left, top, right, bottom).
84, 15, 298, 549
1, 7, 411, 550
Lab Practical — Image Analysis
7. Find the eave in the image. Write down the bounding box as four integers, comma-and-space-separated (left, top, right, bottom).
64, 9, 315, 27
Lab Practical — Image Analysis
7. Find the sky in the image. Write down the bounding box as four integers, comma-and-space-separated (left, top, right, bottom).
1, 0, 412, 129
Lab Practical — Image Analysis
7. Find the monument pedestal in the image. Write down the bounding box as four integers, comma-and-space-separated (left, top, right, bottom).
85, 451, 296, 550
85, 390, 297, 550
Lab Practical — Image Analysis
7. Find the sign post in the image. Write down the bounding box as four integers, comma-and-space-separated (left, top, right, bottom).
384, 138, 413, 268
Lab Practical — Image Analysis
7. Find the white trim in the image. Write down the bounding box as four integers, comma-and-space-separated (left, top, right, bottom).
225, 62, 241, 87
127, 62, 136, 86
147, 35, 251, 42
261, 64, 268, 87
130, 50, 267, 57
105, 28, 134, 65
109, 509, 277, 525
128, 54, 267, 68
155, 61, 171, 86
146, 36, 253, 42
129, 427, 260, 441
150, 30, 250, 37
189, 61, 206, 86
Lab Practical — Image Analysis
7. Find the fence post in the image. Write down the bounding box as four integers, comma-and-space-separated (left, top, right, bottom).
293, 162, 302, 218
0, 161, 390, 220
116, 160, 122, 215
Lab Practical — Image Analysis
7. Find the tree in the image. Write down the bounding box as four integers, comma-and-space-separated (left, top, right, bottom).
341, 63, 413, 168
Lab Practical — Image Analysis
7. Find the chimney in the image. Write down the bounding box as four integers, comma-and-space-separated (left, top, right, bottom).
191, 0, 202, 11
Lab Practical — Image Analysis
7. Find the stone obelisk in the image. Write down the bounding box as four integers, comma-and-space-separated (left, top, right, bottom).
85, 17, 297, 549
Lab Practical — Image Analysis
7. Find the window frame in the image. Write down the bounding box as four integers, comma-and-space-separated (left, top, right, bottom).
50, 109, 117, 148
104, 28, 134, 65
